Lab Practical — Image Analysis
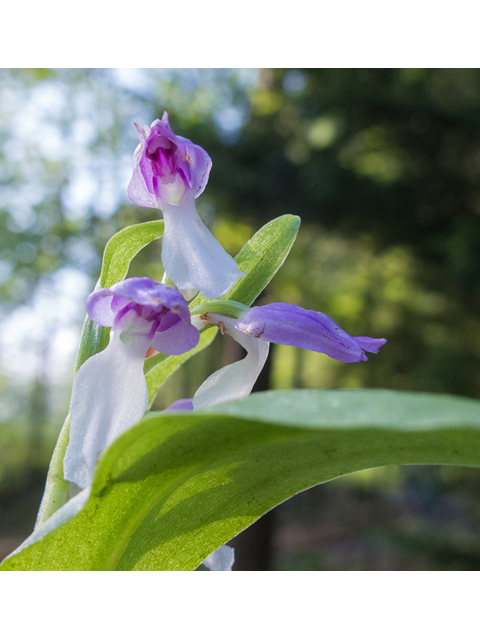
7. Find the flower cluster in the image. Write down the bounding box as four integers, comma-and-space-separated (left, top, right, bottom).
37, 114, 387, 571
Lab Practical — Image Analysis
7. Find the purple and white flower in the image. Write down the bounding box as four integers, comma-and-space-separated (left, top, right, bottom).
63, 277, 199, 489
236, 303, 387, 363
127, 112, 244, 299
191, 303, 386, 409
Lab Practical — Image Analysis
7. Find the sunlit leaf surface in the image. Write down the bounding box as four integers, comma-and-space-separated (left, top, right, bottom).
4, 389, 480, 571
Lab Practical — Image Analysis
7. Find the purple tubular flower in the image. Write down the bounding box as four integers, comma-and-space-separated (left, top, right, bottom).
127, 113, 212, 208
87, 277, 199, 355
127, 113, 244, 299
235, 303, 387, 363
63, 278, 199, 490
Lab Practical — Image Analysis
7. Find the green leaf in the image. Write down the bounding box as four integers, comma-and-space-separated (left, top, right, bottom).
5, 389, 480, 571
100, 220, 165, 289
192, 214, 300, 309
34, 414, 71, 528
75, 220, 164, 371
145, 326, 218, 408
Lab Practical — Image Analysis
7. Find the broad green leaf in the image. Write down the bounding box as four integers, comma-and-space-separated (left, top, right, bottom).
145, 326, 218, 408
5, 389, 480, 571
192, 214, 300, 309
76, 220, 164, 371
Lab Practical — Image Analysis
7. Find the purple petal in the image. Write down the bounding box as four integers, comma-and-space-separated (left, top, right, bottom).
236, 303, 387, 363
87, 278, 192, 327
164, 398, 194, 412
353, 336, 387, 354
85, 289, 123, 327
150, 315, 199, 355
127, 113, 212, 208
127, 124, 158, 209
174, 134, 212, 198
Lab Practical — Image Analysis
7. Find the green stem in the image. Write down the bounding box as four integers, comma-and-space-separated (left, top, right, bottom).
34, 414, 71, 529
190, 299, 250, 319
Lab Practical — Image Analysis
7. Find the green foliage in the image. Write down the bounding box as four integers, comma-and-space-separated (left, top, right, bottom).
100, 220, 165, 289
3, 389, 480, 571
34, 415, 71, 528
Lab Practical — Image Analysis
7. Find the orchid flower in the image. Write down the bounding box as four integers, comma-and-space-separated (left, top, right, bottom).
127, 112, 244, 299
63, 277, 199, 490
191, 303, 387, 409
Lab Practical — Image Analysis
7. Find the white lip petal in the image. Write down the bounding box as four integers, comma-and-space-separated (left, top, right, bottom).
63, 331, 149, 489
161, 195, 244, 299
193, 316, 269, 409
202, 544, 235, 571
